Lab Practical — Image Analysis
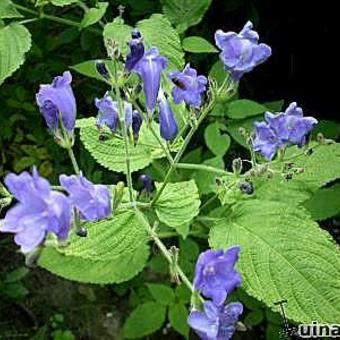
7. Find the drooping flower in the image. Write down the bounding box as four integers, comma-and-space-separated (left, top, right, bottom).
168, 64, 208, 108
215, 21, 271, 80
132, 110, 143, 143
188, 301, 243, 340
60, 174, 111, 221
0, 168, 71, 253
95, 60, 110, 79
125, 29, 145, 71
132, 47, 168, 113
36, 71, 77, 132
95, 92, 133, 132
158, 90, 178, 141
253, 102, 318, 160
194, 247, 242, 306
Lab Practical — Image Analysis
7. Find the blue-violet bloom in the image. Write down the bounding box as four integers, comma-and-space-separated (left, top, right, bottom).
139, 174, 153, 194
126, 29, 145, 71
60, 174, 111, 221
36, 71, 77, 132
215, 21, 271, 80
168, 63, 208, 108
253, 102, 318, 160
188, 301, 243, 340
194, 247, 242, 306
132, 110, 143, 142
0, 168, 71, 253
95, 92, 133, 132
158, 90, 178, 141
132, 47, 168, 113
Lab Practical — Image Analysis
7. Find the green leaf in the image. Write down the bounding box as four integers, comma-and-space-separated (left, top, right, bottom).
4, 267, 29, 283
175, 285, 191, 304
209, 200, 340, 323
161, 0, 212, 33
227, 99, 267, 119
80, 2, 108, 28
123, 302, 166, 338
0, 23, 32, 85
182, 36, 218, 53
39, 211, 150, 284
137, 14, 184, 70
50, 0, 78, 6
304, 184, 340, 220
266, 324, 281, 340
71, 60, 114, 81
244, 310, 264, 327
263, 99, 284, 112
204, 122, 230, 156
155, 180, 201, 229
147, 283, 175, 306
312, 120, 340, 140
0, 0, 23, 19
209, 60, 228, 87
169, 303, 189, 338
103, 19, 132, 57
79, 118, 182, 173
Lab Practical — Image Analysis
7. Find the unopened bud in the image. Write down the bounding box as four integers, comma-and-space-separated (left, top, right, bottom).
95, 60, 110, 80
112, 181, 125, 210
76, 227, 88, 238
232, 158, 243, 175
239, 181, 254, 195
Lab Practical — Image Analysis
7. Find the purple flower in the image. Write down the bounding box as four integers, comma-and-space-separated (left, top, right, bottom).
0, 168, 71, 253
36, 71, 77, 132
194, 247, 242, 306
132, 47, 168, 113
139, 174, 153, 194
95, 93, 133, 132
168, 64, 208, 108
96, 60, 110, 79
125, 29, 145, 71
253, 102, 318, 160
188, 301, 243, 340
158, 90, 178, 141
132, 110, 143, 142
60, 174, 111, 221
215, 21, 271, 80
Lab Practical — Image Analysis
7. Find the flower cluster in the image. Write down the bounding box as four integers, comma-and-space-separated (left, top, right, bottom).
188, 247, 243, 340
0, 169, 111, 254
253, 102, 318, 160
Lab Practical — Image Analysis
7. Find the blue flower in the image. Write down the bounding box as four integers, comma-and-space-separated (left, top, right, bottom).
215, 21, 271, 80
194, 247, 242, 306
132, 110, 143, 142
253, 102, 318, 160
169, 63, 208, 108
60, 174, 111, 221
0, 168, 71, 253
125, 29, 145, 71
139, 174, 153, 194
36, 71, 77, 132
95, 92, 133, 132
132, 47, 168, 113
158, 90, 178, 141
188, 301, 243, 340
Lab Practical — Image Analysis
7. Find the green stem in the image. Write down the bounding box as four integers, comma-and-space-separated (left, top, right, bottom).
67, 148, 80, 175
158, 231, 208, 239
200, 193, 218, 211
176, 163, 227, 175
12, 3, 37, 15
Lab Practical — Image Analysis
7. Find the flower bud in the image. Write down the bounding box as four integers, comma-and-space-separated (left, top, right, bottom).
95, 60, 110, 80
132, 110, 143, 144
76, 227, 88, 238
232, 158, 243, 175
239, 181, 254, 195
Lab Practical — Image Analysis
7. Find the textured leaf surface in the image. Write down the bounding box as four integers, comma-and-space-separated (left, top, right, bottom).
39, 211, 149, 284
155, 180, 200, 228
79, 118, 182, 173
161, 0, 212, 33
209, 200, 340, 323
123, 302, 166, 338
137, 14, 184, 70
80, 2, 108, 28
182, 36, 217, 53
0, 23, 31, 85
50, 0, 78, 6
0, 0, 23, 18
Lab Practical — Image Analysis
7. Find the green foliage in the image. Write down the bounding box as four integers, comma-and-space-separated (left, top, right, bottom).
209, 200, 340, 323
70, 59, 114, 82
0, 0, 23, 19
80, 2, 108, 28
182, 36, 218, 53
123, 301, 166, 339
161, 0, 213, 33
204, 122, 230, 156
168, 303, 189, 338
0, 23, 32, 85
50, 0, 78, 6
0, 267, 29, 300
147, 283, 175, 306
227, 99, 267, 119
155, 180, 201, 231
244, 310, 265, 327
39, 211, 150, 284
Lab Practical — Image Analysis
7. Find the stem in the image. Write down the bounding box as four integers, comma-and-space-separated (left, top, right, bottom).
12, 3, 37, 15
112, 63, 134, 203
158, 231, 208, 239
67, 148, 80, 175
200, 194, 218, 211
176, 163, 227, 175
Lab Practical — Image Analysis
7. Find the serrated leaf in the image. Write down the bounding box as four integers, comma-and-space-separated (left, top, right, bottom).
147, 283, 175, 306
0, 23, 32, 85
304, 184, 340, 220
209, 200, 340, 323
71, 60, 114, 82
169, 303, 189, 338
123, 302, 166, 338
161, 0, 212, 33
39, 211, 149, 284
228, 99, 267, 119
79, 118, 182, 173
204, 122, 230, 156
137, 14, 184, 70
0, 0, 23, 19
80, 2, 108, 28
50, 0, 78, 6
155, 180, 201, 229
182, 36, 217, 53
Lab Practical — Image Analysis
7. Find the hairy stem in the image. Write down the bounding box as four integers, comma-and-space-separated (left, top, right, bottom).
175, 163, 228, 175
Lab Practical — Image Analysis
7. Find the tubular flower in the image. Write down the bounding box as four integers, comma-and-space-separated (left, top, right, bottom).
132, 110, 143, 143
158, 90, 178, 141
125, 29, 145, 71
